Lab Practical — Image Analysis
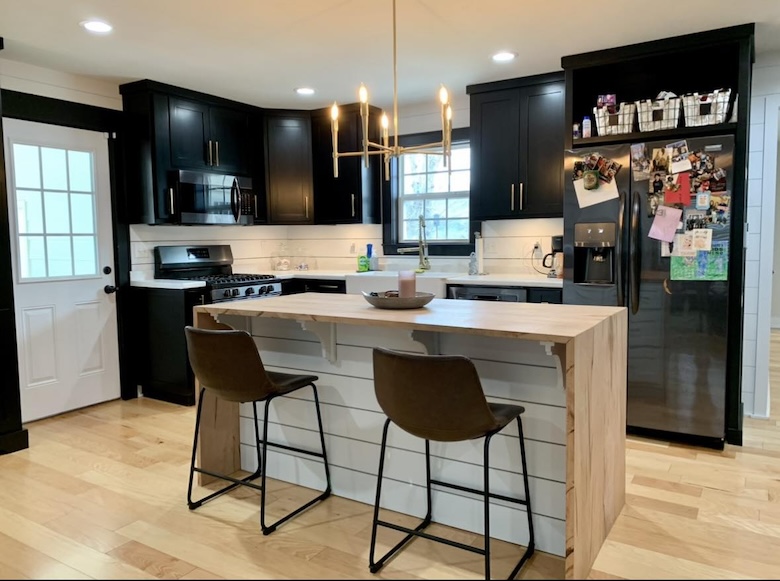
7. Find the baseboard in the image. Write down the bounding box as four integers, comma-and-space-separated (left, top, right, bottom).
0, 428, 29, 455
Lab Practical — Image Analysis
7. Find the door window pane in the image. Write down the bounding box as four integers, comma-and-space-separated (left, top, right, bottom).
10, 141, 99, 280
70, 193, 95, 234
72, 236, 97, 275
19, 236, 46, 278
68, 150, 93, 192
16, 190, 44, 234
12, 144, 41, 189
46, 236, 73, 277
41, 147, 68, 191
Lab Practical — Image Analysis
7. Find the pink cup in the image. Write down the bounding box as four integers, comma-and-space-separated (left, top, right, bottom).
398, 270, 416, 298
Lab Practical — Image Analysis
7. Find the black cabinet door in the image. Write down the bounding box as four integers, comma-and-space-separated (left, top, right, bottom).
169, 97, 209, 170
265, 113, 313, 224
311, 104, 381, 224
470, 89, 521, 221
527, 287, 562, 304
0, 308, 23, 435
209, 105, 250, 175
518, 82, 565, 217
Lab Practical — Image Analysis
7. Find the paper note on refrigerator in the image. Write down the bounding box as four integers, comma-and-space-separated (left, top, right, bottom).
648, 205, 683, 243
692, 228, 713, 251
573, 177, 619, 208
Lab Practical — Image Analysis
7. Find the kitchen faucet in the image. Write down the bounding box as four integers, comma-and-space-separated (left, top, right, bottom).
397, 215, 431, 270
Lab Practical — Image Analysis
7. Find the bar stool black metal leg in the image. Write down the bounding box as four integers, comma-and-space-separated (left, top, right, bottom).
506, 416, 535, 580
368, 417, 392, 573
186, 388, 206, 509
260, 385, 332, 535
423, 439, 432, 525
484, 433, 493, 581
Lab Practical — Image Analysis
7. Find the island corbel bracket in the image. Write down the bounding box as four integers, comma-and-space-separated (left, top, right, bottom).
541, 340, 568, 391
410, 330, 440, 355
298, 320, 337, 363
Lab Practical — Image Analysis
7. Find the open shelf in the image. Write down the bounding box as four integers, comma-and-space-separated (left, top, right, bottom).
571, 122, 738, 148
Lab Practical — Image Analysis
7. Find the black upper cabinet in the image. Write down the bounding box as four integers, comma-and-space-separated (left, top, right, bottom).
310, 103, 382, 224
119, 80, 260, 224
264, 110, 314, 224
468, 72, 565, 221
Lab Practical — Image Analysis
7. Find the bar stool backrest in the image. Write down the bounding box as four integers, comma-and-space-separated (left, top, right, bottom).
185, 326, 275, 403
372, 347, 500, 442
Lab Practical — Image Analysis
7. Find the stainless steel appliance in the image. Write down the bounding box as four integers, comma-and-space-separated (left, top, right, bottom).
154, 244, 281, 301
563, 136, 736, 445
171, 170, 256, 225
448, 286, 527, 302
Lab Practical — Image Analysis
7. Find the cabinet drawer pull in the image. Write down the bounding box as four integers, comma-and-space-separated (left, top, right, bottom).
215, 140, 219, 166
254, 194, 258, 219
305, 196, 309, 219
519, 182, 524, 211
169, 187, 175, 215
208, 140, 213, 165
510, 183, 515, 211
351, 193, 355, 217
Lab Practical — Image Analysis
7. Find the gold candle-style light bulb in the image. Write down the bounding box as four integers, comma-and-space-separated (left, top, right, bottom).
439, 85, 449, 105
381, 112, 390, 181
331, 102, 339, 178
358, 84, 369, 168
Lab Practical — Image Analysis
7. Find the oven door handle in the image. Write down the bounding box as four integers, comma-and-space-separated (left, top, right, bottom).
230, 177, 240, 223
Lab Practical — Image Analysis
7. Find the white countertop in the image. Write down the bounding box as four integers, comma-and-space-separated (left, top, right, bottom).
444, 274, 563, 288
272, 270, 351, 280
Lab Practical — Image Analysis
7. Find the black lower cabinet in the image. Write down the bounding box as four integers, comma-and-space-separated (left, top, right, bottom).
527, 288, 562, 304
128, 287, 207, 406
0, 308, 28, 454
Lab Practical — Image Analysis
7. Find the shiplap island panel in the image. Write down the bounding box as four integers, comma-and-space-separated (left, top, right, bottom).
193, 293, 627, 579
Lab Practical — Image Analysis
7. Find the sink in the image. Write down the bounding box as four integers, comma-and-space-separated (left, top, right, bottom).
345, 271, 457, 297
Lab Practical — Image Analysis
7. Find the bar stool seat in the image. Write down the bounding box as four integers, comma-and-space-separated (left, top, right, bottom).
368, 347, 535, 580
184, 326, 331, 535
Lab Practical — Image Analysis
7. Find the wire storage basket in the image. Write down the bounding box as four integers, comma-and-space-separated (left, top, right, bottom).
593, 102, 636, 136
636, 95, 681, 132
682, 89, 732, 127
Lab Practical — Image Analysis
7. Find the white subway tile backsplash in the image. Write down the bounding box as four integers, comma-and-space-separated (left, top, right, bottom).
480, 218, 564, 239
747, 206, 762, 235
749, 96, 765, 124
746, 233, 761, 260
748, 151, 763, 179
744, 260, 760, 288
743, 314, 758, 342
742, 391, 754, 417
743, 340, 757, 368
747, 179, 763, 207
744, 286, 758, 315
749, 123, 764, 152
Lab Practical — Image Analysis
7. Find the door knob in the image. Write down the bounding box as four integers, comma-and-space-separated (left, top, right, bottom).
104, 285, 118, 294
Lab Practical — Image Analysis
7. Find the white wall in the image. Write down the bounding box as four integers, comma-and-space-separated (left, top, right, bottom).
744, 51, 780, 418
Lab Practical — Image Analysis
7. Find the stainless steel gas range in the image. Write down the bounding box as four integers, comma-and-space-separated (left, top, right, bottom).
154, 244, 282, 303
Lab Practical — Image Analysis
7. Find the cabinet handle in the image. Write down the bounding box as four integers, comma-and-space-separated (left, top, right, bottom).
305, 196, 309, 219
169, 187, 175, 215
254, 194, 258, 219
519, 182, 524, 211
510, 183, 515, 211
208, 140, 213, 165
351, 193, 355, 217
215, 141, 219, 166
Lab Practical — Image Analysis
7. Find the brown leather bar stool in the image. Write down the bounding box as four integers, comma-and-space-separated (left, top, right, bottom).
184, 326, 331, 535
369, 347, 534, 580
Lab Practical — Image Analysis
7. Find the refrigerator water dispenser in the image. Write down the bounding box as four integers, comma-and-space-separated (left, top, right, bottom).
573, 222, 616, 284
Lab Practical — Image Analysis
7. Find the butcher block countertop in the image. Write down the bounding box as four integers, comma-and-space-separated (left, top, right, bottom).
195, 292, 623, 344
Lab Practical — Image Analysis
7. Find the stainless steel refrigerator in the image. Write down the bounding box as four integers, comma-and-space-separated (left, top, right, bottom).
562, 136, 735, 442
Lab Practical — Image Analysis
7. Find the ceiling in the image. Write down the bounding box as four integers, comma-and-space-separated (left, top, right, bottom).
0, 0, 778, 116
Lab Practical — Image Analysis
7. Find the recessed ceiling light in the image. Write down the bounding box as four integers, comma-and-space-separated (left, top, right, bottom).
80, 20, 113, 34
295, 87, 315, 96
492, 51, 517, 63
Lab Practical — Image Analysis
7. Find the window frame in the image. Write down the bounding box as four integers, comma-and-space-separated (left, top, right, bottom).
381, 127, 477, 256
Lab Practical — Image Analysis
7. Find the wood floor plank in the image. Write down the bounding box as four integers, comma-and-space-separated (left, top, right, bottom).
108, 540, 198, 579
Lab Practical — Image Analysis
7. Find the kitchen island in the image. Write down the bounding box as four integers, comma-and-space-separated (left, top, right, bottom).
193, 293, 626, 579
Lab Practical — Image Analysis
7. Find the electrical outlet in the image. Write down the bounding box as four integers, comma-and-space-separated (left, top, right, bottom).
349, 242, 356, 255
533, 241, 542, 258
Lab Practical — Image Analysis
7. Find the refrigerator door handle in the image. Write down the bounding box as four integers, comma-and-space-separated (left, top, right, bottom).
630, 190, 641, 314
616, 190, 625, 307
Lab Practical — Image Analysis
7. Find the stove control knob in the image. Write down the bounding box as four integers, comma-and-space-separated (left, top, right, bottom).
245, 287, 255, 296
223, 290, 231, 298
232, 288, 240, 297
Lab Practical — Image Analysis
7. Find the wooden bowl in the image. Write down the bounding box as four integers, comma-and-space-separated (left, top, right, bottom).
361, 290, 435, 310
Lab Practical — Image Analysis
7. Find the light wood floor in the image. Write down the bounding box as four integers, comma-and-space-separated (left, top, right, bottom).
3, 335, 780, 580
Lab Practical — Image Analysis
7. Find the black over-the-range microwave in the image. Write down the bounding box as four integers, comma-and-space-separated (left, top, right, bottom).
170, 169, 256, 225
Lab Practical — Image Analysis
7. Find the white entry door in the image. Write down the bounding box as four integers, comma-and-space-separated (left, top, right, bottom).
3, 118, 120, 423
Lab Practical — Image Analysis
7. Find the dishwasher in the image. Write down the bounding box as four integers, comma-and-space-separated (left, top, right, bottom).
447, 285, 527, 302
